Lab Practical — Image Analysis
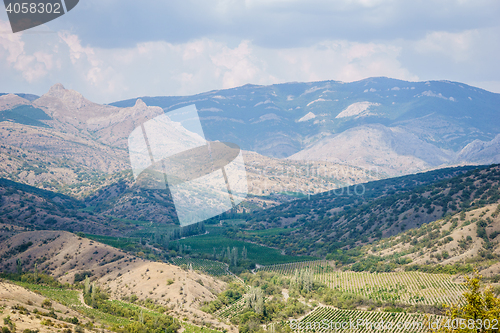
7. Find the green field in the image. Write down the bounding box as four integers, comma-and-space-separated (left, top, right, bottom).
178, 230, 318, 265
15, 281, 80, 307
183, 322, 225, 333
219, 219, 246, 225
246, 227, 297, 236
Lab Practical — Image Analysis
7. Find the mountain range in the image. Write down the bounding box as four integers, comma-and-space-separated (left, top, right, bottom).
110, 77, 500, 176
1, 77, 500, 226
3, 78, 500, 178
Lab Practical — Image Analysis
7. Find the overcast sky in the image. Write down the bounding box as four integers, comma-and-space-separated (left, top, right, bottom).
1, 0, 500, 103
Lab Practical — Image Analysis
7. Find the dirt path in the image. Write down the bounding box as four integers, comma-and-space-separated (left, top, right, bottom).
79, 292, 92, 309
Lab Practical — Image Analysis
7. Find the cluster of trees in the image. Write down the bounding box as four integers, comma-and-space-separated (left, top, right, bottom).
290, 269, 314, 293
145, 222, 206, 250
246, 287, 264, 315
0, 270, 63, 288
433, 272, 500, 333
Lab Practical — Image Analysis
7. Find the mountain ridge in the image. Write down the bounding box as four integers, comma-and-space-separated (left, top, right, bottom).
108, 77, 500, 176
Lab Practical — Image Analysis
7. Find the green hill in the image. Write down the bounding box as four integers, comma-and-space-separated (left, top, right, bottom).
240, 164, 500, 257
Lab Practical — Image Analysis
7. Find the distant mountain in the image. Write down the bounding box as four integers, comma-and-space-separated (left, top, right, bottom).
112, 77, 500, 176
1, 84, 381, 229
0, 92, 39, 102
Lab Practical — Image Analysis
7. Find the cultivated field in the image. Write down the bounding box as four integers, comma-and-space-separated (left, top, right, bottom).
290, 306, 441, 333
257, 261, 466, 305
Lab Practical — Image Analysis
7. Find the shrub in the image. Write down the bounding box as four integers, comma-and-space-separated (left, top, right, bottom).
41, 299, 52, 308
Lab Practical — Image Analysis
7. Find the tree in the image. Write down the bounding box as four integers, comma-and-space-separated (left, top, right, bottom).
139, 308, 144, 325
84, 276, 91, 295
290, 269, 314, 293
232, 247, 238, 266
16, 258, 22, 275
246, 287, 264, 315
242, 246, 248, 260
433, 271, 500, 333
91, 282, 97, 308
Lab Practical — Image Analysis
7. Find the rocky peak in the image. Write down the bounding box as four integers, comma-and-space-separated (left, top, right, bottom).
48, 83, 66, 93
0, 93, 31, 111
134, 99, 147, 108
40, 84, 92, 111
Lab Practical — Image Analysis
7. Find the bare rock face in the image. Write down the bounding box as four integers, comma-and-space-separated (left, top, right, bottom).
1, 84, 166, 173
33, 83, 119, 131
92, 98, 164, 148
289, 124, 453, 176
456, 134, 500, 165
0, 93, 30, 111
32, 84, 164, 148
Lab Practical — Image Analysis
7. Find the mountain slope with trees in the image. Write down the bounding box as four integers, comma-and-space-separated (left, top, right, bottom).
240, 165, 500, 257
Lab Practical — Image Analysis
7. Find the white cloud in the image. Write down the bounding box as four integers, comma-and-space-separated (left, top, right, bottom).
0, 21, 55, 82
414, 30, 476, 62
270, 40, 417, 84
0, 26, 419, 102
2, 4, 500, 103
210, 40, 265, 88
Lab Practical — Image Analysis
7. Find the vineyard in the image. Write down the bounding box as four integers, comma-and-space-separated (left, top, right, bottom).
288, 306, 440, 333
257, 261, 466, 305
170, 258, 231, 277
257, 260, 336, 275
215, 298, 248, 320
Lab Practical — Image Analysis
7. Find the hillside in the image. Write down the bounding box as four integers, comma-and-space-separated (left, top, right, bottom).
371, 202, 500, 277
0, 177, 124, 236
240, 165, 500, 256
0, 230, 233, 332
1, 79, 500, 234
0, 280, 96, 333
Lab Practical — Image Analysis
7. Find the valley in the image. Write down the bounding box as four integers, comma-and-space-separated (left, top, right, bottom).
1, 78, 500, 333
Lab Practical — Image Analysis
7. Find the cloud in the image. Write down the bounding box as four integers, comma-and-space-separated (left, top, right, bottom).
44, 0, 500, 49
269, 40, 416, 83
398, 26, 500, 89
0, 20, 51, 82
0, 21, 419, 103
1, 1, 500, 102
414, 30, 476, 62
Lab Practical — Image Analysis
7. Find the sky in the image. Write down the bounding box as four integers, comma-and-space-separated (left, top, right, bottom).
1, 0, 500, 104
